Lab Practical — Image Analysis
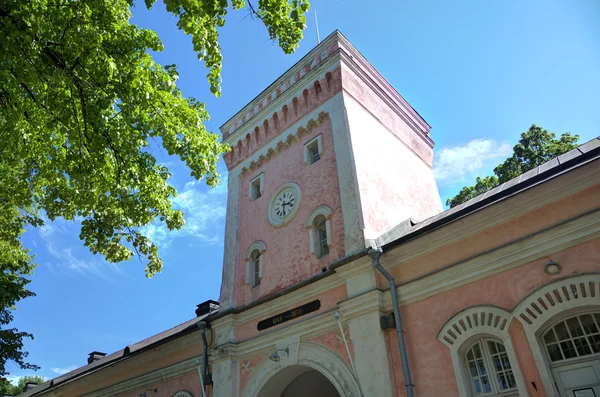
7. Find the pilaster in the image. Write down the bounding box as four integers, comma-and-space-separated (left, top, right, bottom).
338, 289, 396, 397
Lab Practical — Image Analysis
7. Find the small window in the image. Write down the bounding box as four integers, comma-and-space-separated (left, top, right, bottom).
249, 173, 264, 200
315, 216, 329, 257
464, 338, 517, 396
250, 250, 261, 287
304, 135, 323, 165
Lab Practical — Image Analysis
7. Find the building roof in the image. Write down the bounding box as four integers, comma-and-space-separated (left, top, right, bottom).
20, 314, 209, 397
376, 137, 600, 249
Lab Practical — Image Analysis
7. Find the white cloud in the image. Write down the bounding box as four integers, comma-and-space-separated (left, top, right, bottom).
142, 174, 228, 248
51, 366, 78, 375
433, 139, 511, 184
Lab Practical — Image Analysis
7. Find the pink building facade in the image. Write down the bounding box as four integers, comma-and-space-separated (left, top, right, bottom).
23, 31, 600, 397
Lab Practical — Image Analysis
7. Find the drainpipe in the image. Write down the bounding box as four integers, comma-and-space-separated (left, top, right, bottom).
197, 322, 209, 397
369, 247, 415, 397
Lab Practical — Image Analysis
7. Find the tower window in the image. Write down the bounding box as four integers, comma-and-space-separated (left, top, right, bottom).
315, 216, 329, 258
306, 206, 332, 258
245, 241, 266, 288
304, 135, 323, 165
250, 250, 261, 287
249, 173, 264, 201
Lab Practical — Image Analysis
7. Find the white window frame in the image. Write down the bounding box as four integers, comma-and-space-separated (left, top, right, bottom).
245, 241, 266, 288
464, 338, 518, 396
249, 173, 264, 201
304, 135, 323, 165
306, 206, 332, 257
438, 306, 528, 397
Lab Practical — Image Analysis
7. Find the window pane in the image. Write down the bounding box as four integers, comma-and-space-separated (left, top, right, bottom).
507, 373, 517, 389
497, 373, 508, 390
544, 330, 557, 344
472, 343, 482, 358
595, 313, 600, 325
469, 361, 478, 377
481, 376, 492, 393
555, 321, 570, 340
587, 334, 600, 353
547, 343, 563, 361
476, 359, 487, 375
573, 337, 592, 356
488, 341, 497, 354
560, 341, 577, 359
580, 314, 598, 334
467, 349, 474, 361
501, 355, 511, 370
493, 356, 502, 372
473, 378, 481, 394
567, 317, 585, 337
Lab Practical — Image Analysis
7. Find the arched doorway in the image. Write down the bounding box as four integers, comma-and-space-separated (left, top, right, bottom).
257, 366, 341, 397
514, 274, 600, 397
242, 342, 361, 397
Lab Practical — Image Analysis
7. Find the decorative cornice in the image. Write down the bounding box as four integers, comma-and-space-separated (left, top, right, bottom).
236, 111, 330, 176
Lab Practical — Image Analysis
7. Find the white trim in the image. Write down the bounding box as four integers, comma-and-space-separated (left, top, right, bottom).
244, 241, 267, 259
305, 206, 333, 227
245, 242, 266, 288
249, 173, 264, 201
304, 134, 323, 165
438, 306, 529, 397
267, 182, 302, 227
514, 273, 600, 397
242, 342, 361, 397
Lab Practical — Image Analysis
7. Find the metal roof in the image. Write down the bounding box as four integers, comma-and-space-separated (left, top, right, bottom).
377, 137, 600, 249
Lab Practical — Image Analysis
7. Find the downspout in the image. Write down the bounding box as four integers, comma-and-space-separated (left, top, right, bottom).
197, 322, 209, 397
368, 247, 415, 397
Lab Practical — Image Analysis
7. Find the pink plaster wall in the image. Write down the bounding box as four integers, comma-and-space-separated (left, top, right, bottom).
308, 328, 355, 369
342, 82, 443, 238
117, 372, 205, 397
385, 185, 599, 285
387, 239, 599, 397
236, 285, 347, 342
510, 319, 546, 396
239, 352, 269, 391
234, 115, 345, 307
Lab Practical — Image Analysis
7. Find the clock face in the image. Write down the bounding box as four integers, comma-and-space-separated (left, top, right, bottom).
268, 183, 301, 226
274, 191, 296, 218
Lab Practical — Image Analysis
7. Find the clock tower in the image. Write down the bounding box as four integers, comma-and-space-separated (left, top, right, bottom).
218, 31, 442, 310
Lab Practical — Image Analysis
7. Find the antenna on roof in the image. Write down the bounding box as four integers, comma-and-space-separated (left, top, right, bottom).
315, 10, 321, 44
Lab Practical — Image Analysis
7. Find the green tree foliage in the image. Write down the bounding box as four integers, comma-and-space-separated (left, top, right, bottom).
1, 0, 309, 377
0, 375, 46, 395
446, 125, 579, 208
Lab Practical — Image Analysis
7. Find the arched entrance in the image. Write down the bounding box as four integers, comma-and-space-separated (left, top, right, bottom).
242, 342, 361, 397
257, 366, 341, 397
514, 274, 600, 397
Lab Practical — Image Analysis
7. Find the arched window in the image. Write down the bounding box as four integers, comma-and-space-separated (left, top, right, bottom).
313, 215, 329, 258
542, 312, 600, 363
249, 250, 261, 287
245, 241, 266, 288
306, 206, 332, 258
464, 338, 517, 396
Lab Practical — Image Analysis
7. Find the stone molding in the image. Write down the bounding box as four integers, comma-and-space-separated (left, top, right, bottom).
241, 342, 361, 397
437, 306, 529, 397
513, 273, 600, 397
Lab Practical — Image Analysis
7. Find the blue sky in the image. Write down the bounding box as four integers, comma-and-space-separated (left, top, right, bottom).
7, 0, 600, 382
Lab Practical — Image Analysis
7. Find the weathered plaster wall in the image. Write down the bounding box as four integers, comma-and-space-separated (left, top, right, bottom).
387, 239, 599, 397
234, 114, 345, 306
342, 91, 442, 239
